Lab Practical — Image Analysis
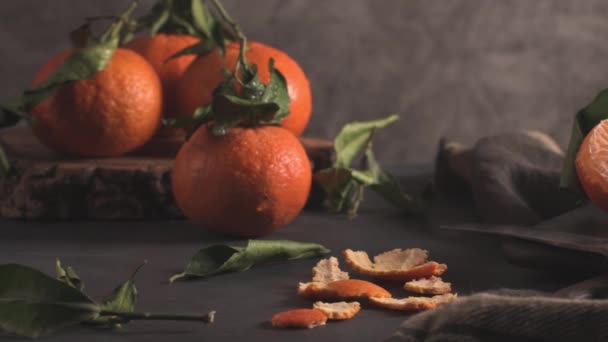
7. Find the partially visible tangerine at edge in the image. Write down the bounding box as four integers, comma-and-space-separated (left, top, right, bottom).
576, 119, 608, 212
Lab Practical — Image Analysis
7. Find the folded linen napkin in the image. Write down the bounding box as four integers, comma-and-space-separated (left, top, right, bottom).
434, 131, 608, 273
435, 131, 580, 225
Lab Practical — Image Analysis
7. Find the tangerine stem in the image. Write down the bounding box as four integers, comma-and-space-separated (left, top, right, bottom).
99, 310, 215, 324
210, 0, 250, 74
99, 0, 139, 44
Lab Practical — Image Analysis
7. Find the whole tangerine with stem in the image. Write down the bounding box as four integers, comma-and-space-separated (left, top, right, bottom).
124, 33, 200, 127
576, 119, 608, 211
171, 124, 312, 237
175, 41, 312, 136
30, 48, 162, 157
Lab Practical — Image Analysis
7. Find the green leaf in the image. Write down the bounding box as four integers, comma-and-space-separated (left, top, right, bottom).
98, 0, 140, 44
149, 8, 171, 35
334, 115, 399, 168
170, 240, 330, 282
55, 259, 84, 291
0, 1, 140, 128
0, 41, 116, 123
260, 59, 291, 122
314, 115, 424, 216
0, 264, 99, 338
191, 0, 215, 38
313, 168, 360, 213
561, 89, 608, 195
0, 96, 29, 128
136, 0, 220, 40
100, 261, 145, 314
209, 94, 280, 136
362, 144, 424, 214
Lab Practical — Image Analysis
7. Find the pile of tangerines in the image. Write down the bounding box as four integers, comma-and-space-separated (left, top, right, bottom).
25, 0, 313, 237
12, 0, 608, 236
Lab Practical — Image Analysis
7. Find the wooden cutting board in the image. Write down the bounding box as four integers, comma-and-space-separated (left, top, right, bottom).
0, 127, 333, 220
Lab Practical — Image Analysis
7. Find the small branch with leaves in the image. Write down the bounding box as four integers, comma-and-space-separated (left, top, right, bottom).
162, 0, 291, 138
0, 261, 215, 339
314, 115, 426, 218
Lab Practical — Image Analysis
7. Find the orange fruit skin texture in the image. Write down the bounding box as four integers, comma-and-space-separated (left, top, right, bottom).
327, 279, 392, 299
271, 309, 327, 328
171, 125, 312, 237
124, 34, 200, 123
30, 49, 162, 157
576, 121, 608, 212
175, 41, 312, 136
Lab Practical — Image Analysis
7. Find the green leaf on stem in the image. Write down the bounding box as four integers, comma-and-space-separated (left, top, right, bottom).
361, 142, 423, 214
314, 115, 424, 217
0, 264, 100, 338
561, 89, 608, 196
149, 9, 171, 35
0, 40, 116, 123
191, 0, 215, 38
313, 168, 360, 214
334, 115, 399, 168
260, 59, 291, 122
210, 94, 280, 135
55, 259, 84, 291
0, 260, 216, 338
0, 1, 138, 130
95, 261, 146, 327
101, 262, 145, 314
138, 0, 197, 36
170, 240, 330, 282
140, 0, 233, 60
170, 0, 291, 135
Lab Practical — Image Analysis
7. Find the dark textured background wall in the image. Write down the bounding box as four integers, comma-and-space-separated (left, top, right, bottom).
2, 0, 608, 164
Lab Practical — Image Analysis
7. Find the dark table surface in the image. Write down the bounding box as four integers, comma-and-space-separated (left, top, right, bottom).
0, 173, 587, 342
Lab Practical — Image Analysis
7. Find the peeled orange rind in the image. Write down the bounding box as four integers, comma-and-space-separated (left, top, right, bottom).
299, 279, 391, 300
313, 301, 361, 320
271, 308, 328, 329
369, 293, 457, 312
312, 257, 349, 284
403, 276, 452, 295
343, 249, 447, 281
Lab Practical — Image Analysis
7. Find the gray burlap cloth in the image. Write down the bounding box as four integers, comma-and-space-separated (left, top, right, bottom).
387, 131, 607, 341
386, 291, 608, 342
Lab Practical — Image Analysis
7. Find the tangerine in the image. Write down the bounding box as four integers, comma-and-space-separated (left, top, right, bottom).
124, 33, 200, 125
30, 48, 162, 157
576, 119, 608, 211
171, 125, 312, 237
175, 41, 312, 136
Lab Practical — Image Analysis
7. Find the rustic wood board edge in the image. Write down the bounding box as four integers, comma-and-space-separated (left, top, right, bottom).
0, 128, 334, 220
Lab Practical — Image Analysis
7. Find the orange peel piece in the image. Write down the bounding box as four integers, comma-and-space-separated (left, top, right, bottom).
403, 276, 452, 295
343, 248, 447, 281
271, 308, 328, 329
313, 301, 361, 320
312, 257, 349, 284
299, 279, 391, 300
369, 293, 457, 312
